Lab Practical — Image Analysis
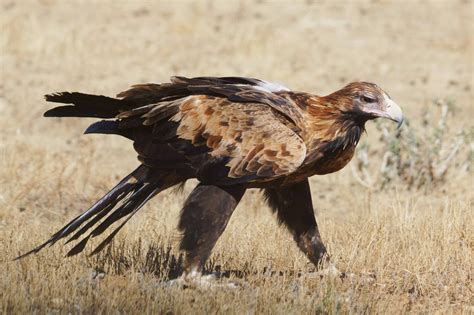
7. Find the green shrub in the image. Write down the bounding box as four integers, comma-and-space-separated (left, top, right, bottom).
352, 100, 473, 190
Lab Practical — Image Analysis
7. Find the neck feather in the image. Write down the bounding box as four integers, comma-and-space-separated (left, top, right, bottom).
304, 96, 366, 143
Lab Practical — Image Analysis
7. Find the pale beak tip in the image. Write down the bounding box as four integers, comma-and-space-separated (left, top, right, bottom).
385, 98, 403, 129
396, 117, 404, 129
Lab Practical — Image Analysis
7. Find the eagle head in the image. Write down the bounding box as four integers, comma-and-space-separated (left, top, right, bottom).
349, 82, 403, 127
325, 82, 404, 128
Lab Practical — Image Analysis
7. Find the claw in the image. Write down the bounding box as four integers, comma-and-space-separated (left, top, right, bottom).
163, 271, 241, 290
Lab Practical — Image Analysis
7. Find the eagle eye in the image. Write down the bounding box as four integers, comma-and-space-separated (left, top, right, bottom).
361, 95, 376, 103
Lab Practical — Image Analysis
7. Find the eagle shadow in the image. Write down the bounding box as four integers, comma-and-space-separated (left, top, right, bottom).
86, 239, 344, 282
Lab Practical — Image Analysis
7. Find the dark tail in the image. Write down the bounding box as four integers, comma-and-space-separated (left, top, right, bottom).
44, 92, 134, 118
15, 165, 162, 260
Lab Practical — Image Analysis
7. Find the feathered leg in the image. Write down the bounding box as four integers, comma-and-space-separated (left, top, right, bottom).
178, 184, 246, 275
264, 179, 328, 268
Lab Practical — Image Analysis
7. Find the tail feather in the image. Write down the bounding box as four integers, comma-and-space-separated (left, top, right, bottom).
83, 120, 134, 140
44, 92, 133, 118
89, 184, 159, 256
66, 183, 144, 242
90, 183, 147, 237
50, 173, 137, 244
15, 166, 155, 260
64, 194, 124, 244
66, 182, 159, 257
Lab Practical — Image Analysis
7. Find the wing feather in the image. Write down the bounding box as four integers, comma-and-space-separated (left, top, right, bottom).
118, 76, 304, 127
114, 77, 308, 183
174, 96, 306, 180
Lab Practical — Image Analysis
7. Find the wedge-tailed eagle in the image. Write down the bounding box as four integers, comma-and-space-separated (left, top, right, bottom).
17, 76, 403, 277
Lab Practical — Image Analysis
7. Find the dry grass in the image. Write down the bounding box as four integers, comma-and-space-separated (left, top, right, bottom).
1, 0, 473, 314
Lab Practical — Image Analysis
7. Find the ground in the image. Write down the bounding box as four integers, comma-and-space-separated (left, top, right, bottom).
0, 0, 472, 313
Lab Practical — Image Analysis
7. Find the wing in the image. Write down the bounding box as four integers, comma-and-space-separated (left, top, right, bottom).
47, 76, 309, 184
46, 75, 304, 126
119, 95, 307, 184
117, 76, 304, 126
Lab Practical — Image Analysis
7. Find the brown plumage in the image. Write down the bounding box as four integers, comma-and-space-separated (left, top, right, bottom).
17, 76, 403, 276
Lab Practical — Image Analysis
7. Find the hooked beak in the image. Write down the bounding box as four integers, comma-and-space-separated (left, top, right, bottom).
364, 97, 404, 128
384, 99, 404, 128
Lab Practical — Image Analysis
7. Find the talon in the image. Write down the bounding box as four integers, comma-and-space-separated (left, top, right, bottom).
163, 270, 241, 290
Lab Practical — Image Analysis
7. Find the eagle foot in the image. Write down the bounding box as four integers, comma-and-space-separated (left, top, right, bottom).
302, 264, 377, 284
164, 271, 241, 290
304, 263, 342, 280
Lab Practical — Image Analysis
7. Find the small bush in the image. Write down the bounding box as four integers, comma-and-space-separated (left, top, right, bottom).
352, 100, 473, 190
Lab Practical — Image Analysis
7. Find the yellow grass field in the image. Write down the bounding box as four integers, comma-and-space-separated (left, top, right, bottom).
1, 0, 472, 313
